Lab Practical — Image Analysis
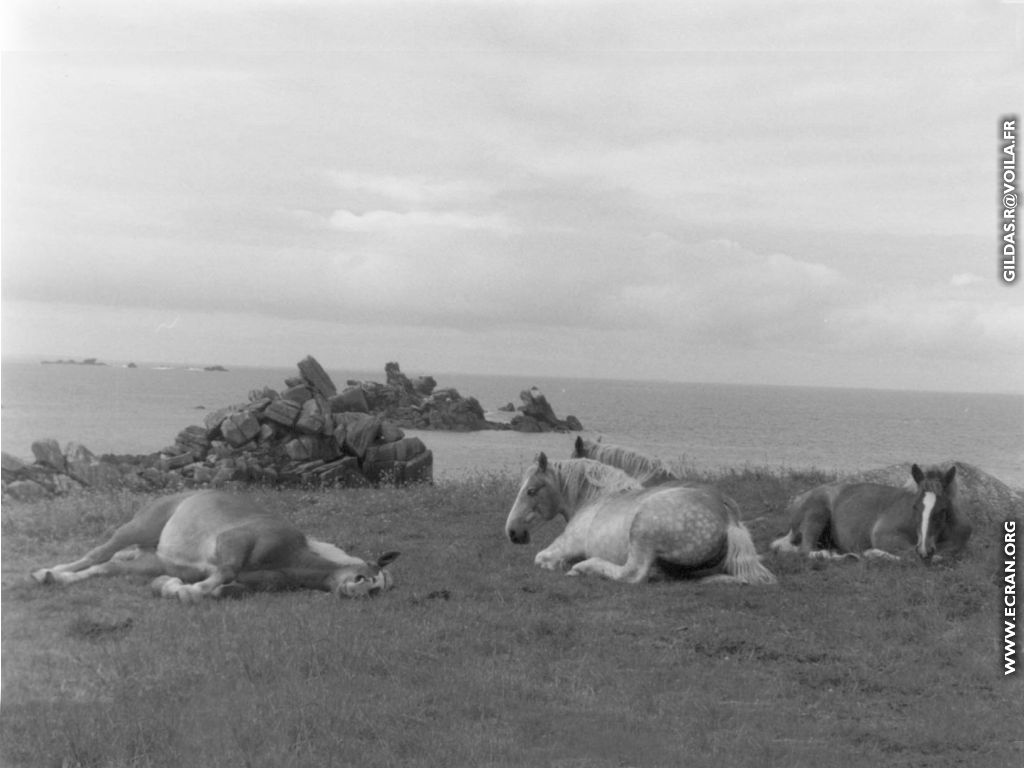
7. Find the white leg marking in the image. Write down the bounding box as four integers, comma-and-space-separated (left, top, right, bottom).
770, 533, 799, 553
863, 548, 901, 562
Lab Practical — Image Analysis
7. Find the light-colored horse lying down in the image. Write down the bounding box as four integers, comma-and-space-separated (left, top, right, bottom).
770, 464, 970, 562
505, 454, 776, 585
32, 490, 399, 602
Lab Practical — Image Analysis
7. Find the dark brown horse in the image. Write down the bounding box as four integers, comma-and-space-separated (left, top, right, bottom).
771, 464, 971, 561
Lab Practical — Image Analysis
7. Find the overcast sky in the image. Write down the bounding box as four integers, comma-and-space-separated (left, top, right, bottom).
2, 1, 1022, 393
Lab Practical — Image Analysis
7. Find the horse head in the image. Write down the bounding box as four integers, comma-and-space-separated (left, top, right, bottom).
505, 452, 567, 545
327, 551, 401, 598
910, 464, 958, 560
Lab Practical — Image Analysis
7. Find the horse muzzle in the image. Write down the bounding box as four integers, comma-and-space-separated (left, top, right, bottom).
508, 528, 530, 545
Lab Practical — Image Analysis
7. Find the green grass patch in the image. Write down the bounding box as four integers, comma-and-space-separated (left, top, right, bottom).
2, 469, 1019, 767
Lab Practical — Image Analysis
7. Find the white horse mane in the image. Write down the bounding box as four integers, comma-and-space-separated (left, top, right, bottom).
579, 440, 675, 485
545, 458, 643, 512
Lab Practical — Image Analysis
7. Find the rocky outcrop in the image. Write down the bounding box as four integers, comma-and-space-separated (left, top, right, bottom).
508, 387, 584, 433
2, 356, 433, 499
846, 460, 1023, 530
41, 357, 107, 366
347, 363, 584, 433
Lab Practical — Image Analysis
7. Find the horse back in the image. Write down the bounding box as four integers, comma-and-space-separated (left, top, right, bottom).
831, 483, 914, 551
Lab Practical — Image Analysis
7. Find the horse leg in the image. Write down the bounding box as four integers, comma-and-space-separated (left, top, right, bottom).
33, 523, 158, 585
534, 532, 584, 571
798, 504, 834, 559
33, 494, 182, 585
151, 528, 253, 603
863, 548, 901, 562
567, 546, 656, 584
41, 550, 167, 585
769, 532, 800, 554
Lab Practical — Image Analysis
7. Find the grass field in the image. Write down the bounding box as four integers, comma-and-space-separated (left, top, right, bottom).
1, 468, 1020, 767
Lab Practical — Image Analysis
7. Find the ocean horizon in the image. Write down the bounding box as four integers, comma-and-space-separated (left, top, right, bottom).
2, 359, 1023, 488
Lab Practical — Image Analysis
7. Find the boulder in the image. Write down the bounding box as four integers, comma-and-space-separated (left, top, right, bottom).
295, 398, 327, 435
6, 479, 49, 501
221, 411, 260, 447
263, 398, 301, 428
31, 439, 66, 472
297, 355, 338, 399
330, 386, 369, 414
338, 413, 381, 459
281, 385, 313, 405
847, 461, 1024, 529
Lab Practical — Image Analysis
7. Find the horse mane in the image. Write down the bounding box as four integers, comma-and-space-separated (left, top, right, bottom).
546, 458, 643, 511
577, 439, 677, 485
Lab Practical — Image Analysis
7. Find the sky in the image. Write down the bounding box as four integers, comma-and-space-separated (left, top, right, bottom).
1, 0, 1022, 393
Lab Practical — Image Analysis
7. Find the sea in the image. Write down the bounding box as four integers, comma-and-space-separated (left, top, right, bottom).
2, 360, 1023, 488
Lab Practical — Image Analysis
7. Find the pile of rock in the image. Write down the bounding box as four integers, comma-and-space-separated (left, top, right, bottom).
2, 356, 433, 499
349, 362, 583, 433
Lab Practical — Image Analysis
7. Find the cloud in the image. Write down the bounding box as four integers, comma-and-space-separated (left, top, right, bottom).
325, 171, 495, 207
950, 273, 985, 287
328, 209, 515, 233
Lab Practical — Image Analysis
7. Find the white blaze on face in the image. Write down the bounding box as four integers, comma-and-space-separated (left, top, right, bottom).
918, 492, 937, 558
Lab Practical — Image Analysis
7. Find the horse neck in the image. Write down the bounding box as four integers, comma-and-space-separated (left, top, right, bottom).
549, 460, 640, 521
302, 539, 366, 569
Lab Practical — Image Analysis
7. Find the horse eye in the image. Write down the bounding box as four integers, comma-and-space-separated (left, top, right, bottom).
354, 575, 367, 583
527, 487, 537, 497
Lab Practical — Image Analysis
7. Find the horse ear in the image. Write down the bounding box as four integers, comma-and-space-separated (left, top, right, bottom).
537, 452, 548, 471
943, 465, 957, 487
911, 464, 924, 484
376, 551, 400, 568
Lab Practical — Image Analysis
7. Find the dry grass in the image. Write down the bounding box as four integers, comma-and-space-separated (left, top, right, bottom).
1, 469, 1019, 767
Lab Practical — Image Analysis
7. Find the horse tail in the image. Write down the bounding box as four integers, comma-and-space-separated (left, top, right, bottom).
721, 497, 777, 585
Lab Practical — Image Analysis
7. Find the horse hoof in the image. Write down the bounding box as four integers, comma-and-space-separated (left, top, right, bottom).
32, 569, 55, 585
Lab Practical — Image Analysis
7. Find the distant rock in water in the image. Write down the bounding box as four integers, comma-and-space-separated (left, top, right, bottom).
204, 365, 229, 372
345, 362, 583, 433
509, 387, 583, 433
41, 357, 107, 366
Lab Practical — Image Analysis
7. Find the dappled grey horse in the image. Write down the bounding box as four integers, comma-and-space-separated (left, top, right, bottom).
506, 453, 776, 585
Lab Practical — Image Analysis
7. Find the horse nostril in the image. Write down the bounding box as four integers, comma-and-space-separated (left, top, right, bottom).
508, 529, 529, 545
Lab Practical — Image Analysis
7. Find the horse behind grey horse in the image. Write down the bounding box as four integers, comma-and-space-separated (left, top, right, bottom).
506, 453, 776, 585
770, 464, 970, 561
571, 436, 678, 486
33, 490, 400, 601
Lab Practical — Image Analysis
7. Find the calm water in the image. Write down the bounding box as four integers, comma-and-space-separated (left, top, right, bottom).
2, 361, 1022, 487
